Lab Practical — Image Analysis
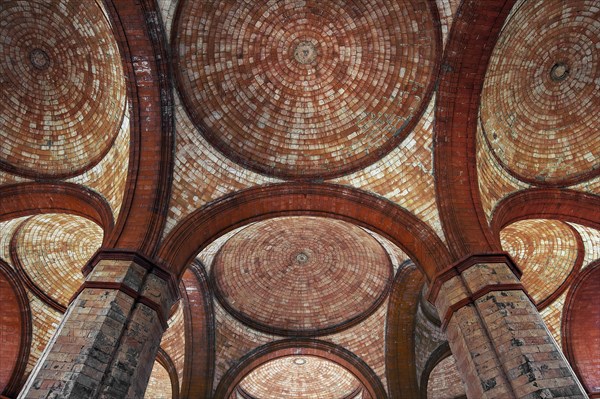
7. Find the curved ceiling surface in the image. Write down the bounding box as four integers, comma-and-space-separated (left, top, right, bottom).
237, 355, 362, 399
0, 0, 126, 178
481, 0, 600, 185
212, 216, 392, 335
13, 214, 103, 308
500, 219, 578, 305
174, 0, 439, 178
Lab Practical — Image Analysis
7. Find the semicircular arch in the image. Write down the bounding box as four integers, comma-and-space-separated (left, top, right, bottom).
213, 339, 387, 399
158, 183, 451, 281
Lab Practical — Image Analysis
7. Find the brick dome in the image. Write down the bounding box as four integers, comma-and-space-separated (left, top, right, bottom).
3, 1, 599, 398
500, 219, 578, 305
0, 0, 126, 178
12, 214, 103, 309
173, 0, 439, 179
237, 355, 362, 399
212, 216, 392, 335
480, 0, 600, 185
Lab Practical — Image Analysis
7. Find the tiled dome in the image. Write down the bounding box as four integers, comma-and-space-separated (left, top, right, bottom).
0, 0, 126, 178
212, 216, 392, 335
174, 0, 439, 178
481, 0, 600, 185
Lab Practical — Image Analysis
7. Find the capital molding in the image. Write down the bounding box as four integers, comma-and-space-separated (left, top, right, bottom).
427, 252, 522, 305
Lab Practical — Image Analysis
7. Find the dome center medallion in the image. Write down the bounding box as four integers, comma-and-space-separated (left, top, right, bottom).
29, 48, 50, 70
295, 252, 309, 264
550, 62, 569, 82
293, 41, 317, 64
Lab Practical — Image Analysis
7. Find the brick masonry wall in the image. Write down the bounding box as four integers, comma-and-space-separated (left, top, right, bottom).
0, 268, 23, 393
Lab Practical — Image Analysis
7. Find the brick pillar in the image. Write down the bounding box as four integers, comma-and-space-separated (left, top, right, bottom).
428, 254, 588, 399
18, 251, 178, 399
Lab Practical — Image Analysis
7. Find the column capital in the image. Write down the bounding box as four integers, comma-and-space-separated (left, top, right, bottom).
72, 249, 179, 329
82, 248, 172, 278
427, 252, 522, 304
427, 253, 533, 331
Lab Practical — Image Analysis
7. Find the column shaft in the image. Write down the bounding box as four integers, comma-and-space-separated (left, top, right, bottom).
430, 255, 587, 399
18, 253, 177, 399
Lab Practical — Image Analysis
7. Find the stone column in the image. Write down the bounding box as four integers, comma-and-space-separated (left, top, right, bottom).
428, 254, 587, 399
18, 251, 178, 399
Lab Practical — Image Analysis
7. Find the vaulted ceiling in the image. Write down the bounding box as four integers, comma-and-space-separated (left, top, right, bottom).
0, 0, 598, 398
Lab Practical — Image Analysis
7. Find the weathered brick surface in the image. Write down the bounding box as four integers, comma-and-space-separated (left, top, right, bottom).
434, 261, 587, 398
97, 302, 164, 398
20, 288, 135, 399
18, 259, 176, 399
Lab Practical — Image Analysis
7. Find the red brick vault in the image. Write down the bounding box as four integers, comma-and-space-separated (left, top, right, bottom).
0, 0, 598, 398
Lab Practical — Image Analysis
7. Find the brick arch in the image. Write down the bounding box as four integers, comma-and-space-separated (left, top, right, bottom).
491, 189, 600, 235
434, 0, 517, 259
0, 182, 113, 245
490, 189, 600, 310
420, 342, 467, 399
158, 183, 451, 281
385, 263, 424, 398
0, 259, 32, 398
419, 342, 452, 399
562, 261, 600, 398
213, 339, 387, 399
492, 214, 586, 311
179, 261, 215, 399
155, 348, 180, 399
101, 0, 174, 255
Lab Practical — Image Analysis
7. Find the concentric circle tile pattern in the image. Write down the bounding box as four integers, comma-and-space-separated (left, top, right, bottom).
500, 219, 578, 305
212, 216, 392, 334
481, 0, 600, 185
237, 355, 361, 399
14, 214, 103, 308
174, 0, 438, 179
0, 0, 126, 178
